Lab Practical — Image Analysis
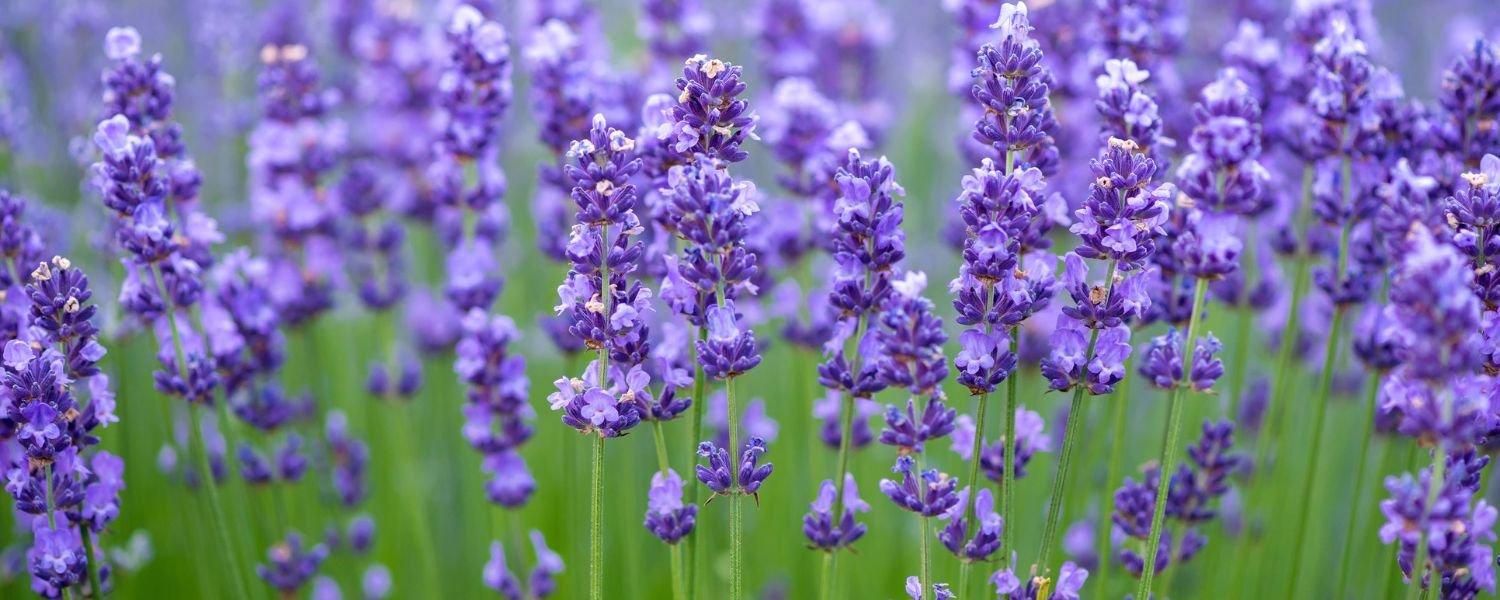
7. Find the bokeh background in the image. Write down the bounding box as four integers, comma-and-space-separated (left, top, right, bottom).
2, 0, 1500, 598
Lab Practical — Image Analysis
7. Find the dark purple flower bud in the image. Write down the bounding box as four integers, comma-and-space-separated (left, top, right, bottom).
666, 55, 756, 163
237, 443, 273, 485
1138, 329, 1226, 392
879, 397, 957, 455
879, 455, 961, 517
325, 411, 370, 507
348, 515, 375, 554
528, 530, 564, 598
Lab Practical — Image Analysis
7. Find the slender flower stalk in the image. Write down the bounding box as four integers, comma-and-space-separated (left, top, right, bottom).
1034, 135, 1169, 579
546, 114, 651, 600
1135, 277, 1209, 598
949, 5, 1064, 593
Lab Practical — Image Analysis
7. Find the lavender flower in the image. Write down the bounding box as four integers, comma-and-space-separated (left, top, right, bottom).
1380, 458, 1497, 595
1138, 329, 1226, 392
1447, 157, 1500, 310
817, 150, 906, 398
950, 406, 1051, 482
645, 469, 698, 544
664, 55, 756, 164
969, 2, 1060, 174
1177, 69, 1269, 215
1094, 59, 1172, 169
880, 455, 961, 517
695, 438, 774, 501
256, 532, 329, 596
991, 559, 1088, 599
456, 309, 535, 507
803, 474, 869, 551
550, 115, 652, 438
938, 487, 1002, 561
905, 575, 956, 600
439, 5, 513, 162
1437, 38, 1500, 168
1068, 139, 1174, 269
483, 541, 523, 599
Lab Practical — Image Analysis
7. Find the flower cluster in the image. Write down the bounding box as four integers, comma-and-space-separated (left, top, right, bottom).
482, 531, 564, 599
456, 311, 535, 508
880, 455, 961, 518
803, 474, 870, 552
949, 406, 1051, 483
969, 3, 1060, 174
1138, 328, 1226, 392
1447, 157, 1500, 311
1380, 455, 1497, 596
1436, 39, 1500, 168
247, 40, 344, 327
549, 115, 651, 438
663, 55, 757, 164
695, 438, 774, 501
1112, 420, 1242, 576
1377, 226, 1487, 450
1177, 69, 1270, 215
937, 487, 1002, 562
1095, 59, 1172, 170
645, 469, 698, 544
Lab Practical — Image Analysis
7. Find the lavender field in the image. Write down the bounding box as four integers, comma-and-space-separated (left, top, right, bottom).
2, 0, 1500, 598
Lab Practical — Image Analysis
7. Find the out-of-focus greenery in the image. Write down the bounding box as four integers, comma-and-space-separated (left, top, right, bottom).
0, 1, 1497, 598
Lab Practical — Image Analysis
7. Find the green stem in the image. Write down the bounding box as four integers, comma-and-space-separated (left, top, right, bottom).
1285, 193, 1355, 596
684, 326, 706, 598
81, 524, 104, 598
650, 422, 686, 600
824, 313, 871, 599
1135, 277, 1209, 599
1405, 446, 1448, 600
1002, 327, 1019, 565
154, 264, 250, 600
1036, 260, 1119, 573
1096, 376, 1130, 598
819, 552, 834, 600
727, 376, 742, 600
920, 514, 933, 600
1334, 370, 1383, 600
590, 434, 604, 600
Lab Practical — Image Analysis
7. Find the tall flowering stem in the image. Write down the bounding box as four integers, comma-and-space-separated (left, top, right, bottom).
1034, 135, 1169, 578
951, 4, 1063, 593
1285, 13, 1379, 591
1134, 277, 1208, 598
547, 114, 651, 600
809, 149, 905, 598
652, 54, 758, 595
93, 25, 249, 599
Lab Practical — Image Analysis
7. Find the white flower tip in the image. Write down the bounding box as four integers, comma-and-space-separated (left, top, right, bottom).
105, 27, 141, 60
450, 4, 485, 34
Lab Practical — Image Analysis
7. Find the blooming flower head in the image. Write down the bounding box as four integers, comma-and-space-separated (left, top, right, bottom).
880, 455, 961, 517
665, 55, 757, 163
645, 469, 697, 544
256, 532, 329, 595
803, 474, 870, 552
